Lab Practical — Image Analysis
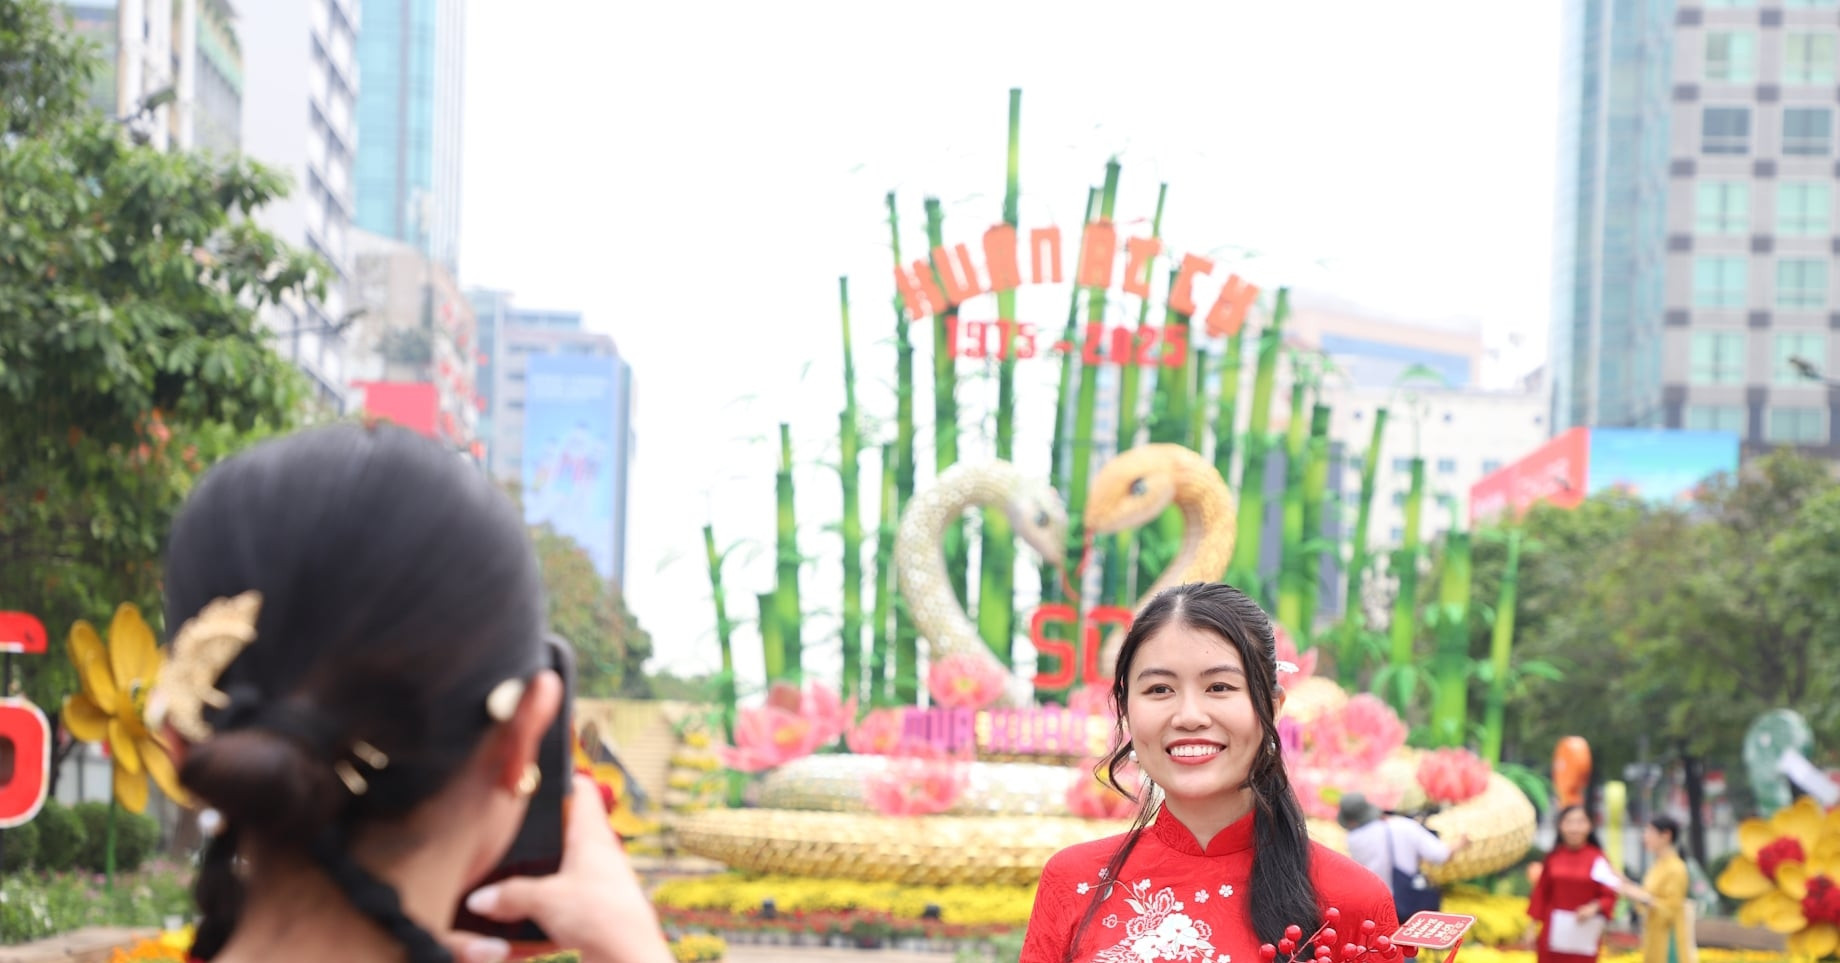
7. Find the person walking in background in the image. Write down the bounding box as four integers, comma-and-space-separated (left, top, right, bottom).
1629, 816, 1698, 963
1339, 793, 1471, 920
1527, 805, 1622, 963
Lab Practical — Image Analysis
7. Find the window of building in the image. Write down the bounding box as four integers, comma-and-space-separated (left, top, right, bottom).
1705, 31, 1756, 83
1481, 459, 1503, 475
1704, 0, 1756, 5
1777, 259, 1830, 311
1435, 493, 1457, 510
1392, 457, 1412, 473
1436, 458, 1457, 475
1693, 256, 1748, 308
1389, 526, 1404, 542
1767, 407, 1827, 443
1702, 107, 1751, 155
1690, 331, 1747, 384
1686, 405, 1748, 433
1695, 181, 1750, 234
1786, 0, 1838, 6
1778, 182, 1832, 236
1784, 33, 1837, 85
1392, 491, 1406, 507
1783, 108, 1833, 157
1776, 332, 1828, 384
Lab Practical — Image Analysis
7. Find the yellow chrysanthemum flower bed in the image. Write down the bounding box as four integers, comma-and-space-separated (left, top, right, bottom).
670, 933, 728, 962
1441, 888, 1534, 947
651, 873, 1039, 928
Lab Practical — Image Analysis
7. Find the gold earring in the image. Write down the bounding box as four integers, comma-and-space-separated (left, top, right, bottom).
515, 764, 541, 798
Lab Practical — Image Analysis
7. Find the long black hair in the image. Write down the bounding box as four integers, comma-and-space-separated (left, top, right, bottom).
166, 423, 547, 963
1548, 804, 1605, 857
1063, 582, 1317, 960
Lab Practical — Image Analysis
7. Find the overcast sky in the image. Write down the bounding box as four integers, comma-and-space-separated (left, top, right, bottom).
458, 0, 1564, 684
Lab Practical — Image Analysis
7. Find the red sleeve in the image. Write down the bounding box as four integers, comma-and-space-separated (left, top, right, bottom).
1021, 854, 1076, 963
1528, 857, 1553, 921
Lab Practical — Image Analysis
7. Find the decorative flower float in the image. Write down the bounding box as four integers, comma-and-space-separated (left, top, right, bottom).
673, 628, 1535, 886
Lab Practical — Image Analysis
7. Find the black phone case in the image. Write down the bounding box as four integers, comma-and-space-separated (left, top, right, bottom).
451, 634, 576, 943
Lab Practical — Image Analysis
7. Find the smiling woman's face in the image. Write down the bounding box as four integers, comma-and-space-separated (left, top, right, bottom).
1124, 621, 1271, 819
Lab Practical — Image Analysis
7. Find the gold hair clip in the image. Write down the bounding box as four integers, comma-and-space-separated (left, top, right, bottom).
334, 761, 369, 795
146, 592, 264, 743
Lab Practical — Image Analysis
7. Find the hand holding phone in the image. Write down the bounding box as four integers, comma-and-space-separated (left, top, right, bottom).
457, 773, 673, 963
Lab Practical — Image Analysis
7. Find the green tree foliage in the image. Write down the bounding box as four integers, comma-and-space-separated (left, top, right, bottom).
530, 525, 654, 698
0, 0, 322, 711
1432, 452, 1840, 787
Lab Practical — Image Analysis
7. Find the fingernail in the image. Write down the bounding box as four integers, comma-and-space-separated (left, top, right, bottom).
465, 886, 500, 915
462, 937, 511, 963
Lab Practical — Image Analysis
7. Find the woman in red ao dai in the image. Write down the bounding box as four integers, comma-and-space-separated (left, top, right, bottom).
1022, 583, 1399, 963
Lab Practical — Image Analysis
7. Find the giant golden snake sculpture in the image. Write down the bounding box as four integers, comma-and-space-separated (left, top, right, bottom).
894, 460, 1068, 707
1084, 443, 1238, 675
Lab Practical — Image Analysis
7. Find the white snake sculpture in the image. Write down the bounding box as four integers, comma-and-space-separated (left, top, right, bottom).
1084, 443, 1239, 676
895, 461, 1068, 708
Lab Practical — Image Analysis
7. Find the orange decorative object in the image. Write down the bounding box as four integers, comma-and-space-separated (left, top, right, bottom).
893, 259, 949, 319
1077, 220, 1117, 289
983, 225, 1021, 292
1552, 735, 1592, 808
1029, 227, 1063, 283
1169, 253, 1216, 316
1203, 273, 1260, 337
1122, 236, 1162, 299
931, 243, 987, 305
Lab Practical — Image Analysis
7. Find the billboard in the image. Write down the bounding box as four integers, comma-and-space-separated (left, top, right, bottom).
522, 355, 621, 578
1470, 427, 1740, 523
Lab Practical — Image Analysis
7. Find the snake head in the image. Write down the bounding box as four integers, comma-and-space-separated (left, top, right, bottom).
1086, 446, 1180, 534
1007, 480, 1069, 566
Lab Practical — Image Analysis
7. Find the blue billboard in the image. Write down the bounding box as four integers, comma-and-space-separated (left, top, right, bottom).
1584, 428, 1741, 504
522, 355, 622, 579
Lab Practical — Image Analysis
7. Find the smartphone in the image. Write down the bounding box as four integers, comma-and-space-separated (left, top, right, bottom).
452, 633, 576, 949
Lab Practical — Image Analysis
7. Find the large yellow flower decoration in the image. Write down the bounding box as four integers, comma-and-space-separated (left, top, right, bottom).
62, 604, 187, 814
1717, 796, 1840, 958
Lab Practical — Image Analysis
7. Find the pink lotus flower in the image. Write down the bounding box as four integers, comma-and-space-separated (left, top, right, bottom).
926, 653, 1008, 710
847, 708, 906, 756
1306, 694, 1406, 773
718, 682, 857, 773
863, 755, 969, 816
1417, 747, 1491, 805
1272, 623, 1317, 681
1065, 758, 1142, 820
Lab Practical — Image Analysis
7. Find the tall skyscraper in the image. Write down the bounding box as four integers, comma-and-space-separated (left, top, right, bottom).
354, 0, 464, 272
1553, 0, 1840, 455
239, 0, 362, 410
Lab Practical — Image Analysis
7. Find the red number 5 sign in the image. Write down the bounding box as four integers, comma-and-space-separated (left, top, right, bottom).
0, 611, 51, 828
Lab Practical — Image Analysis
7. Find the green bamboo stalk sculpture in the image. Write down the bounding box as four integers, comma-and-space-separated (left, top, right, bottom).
1045, 188, 1100, 605
1107, 183, 1168, 608
1384, 457, 1427, 718
870, 443, 898, 705
1275, 379, 1310, 631
1298, 403, 1332, 644
838, 278, 864, 703
1227, 289, 1290, 596
1429, 525, 1472, 747
1337, 407, 1389, 687
773, 424, 803, 683
1212, 326, 1246, 480
701, 524, 739, 742
923, 198, 967, 605
1067, 160, 1121, 549
1481, 528, 1524, 763
887, 192, 919, 696
758, 592, 784, 685
978, 87, 1022, 665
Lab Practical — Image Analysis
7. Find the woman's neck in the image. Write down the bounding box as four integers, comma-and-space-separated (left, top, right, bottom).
215, 865, 408, 963
1161, 789, 1255, 850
